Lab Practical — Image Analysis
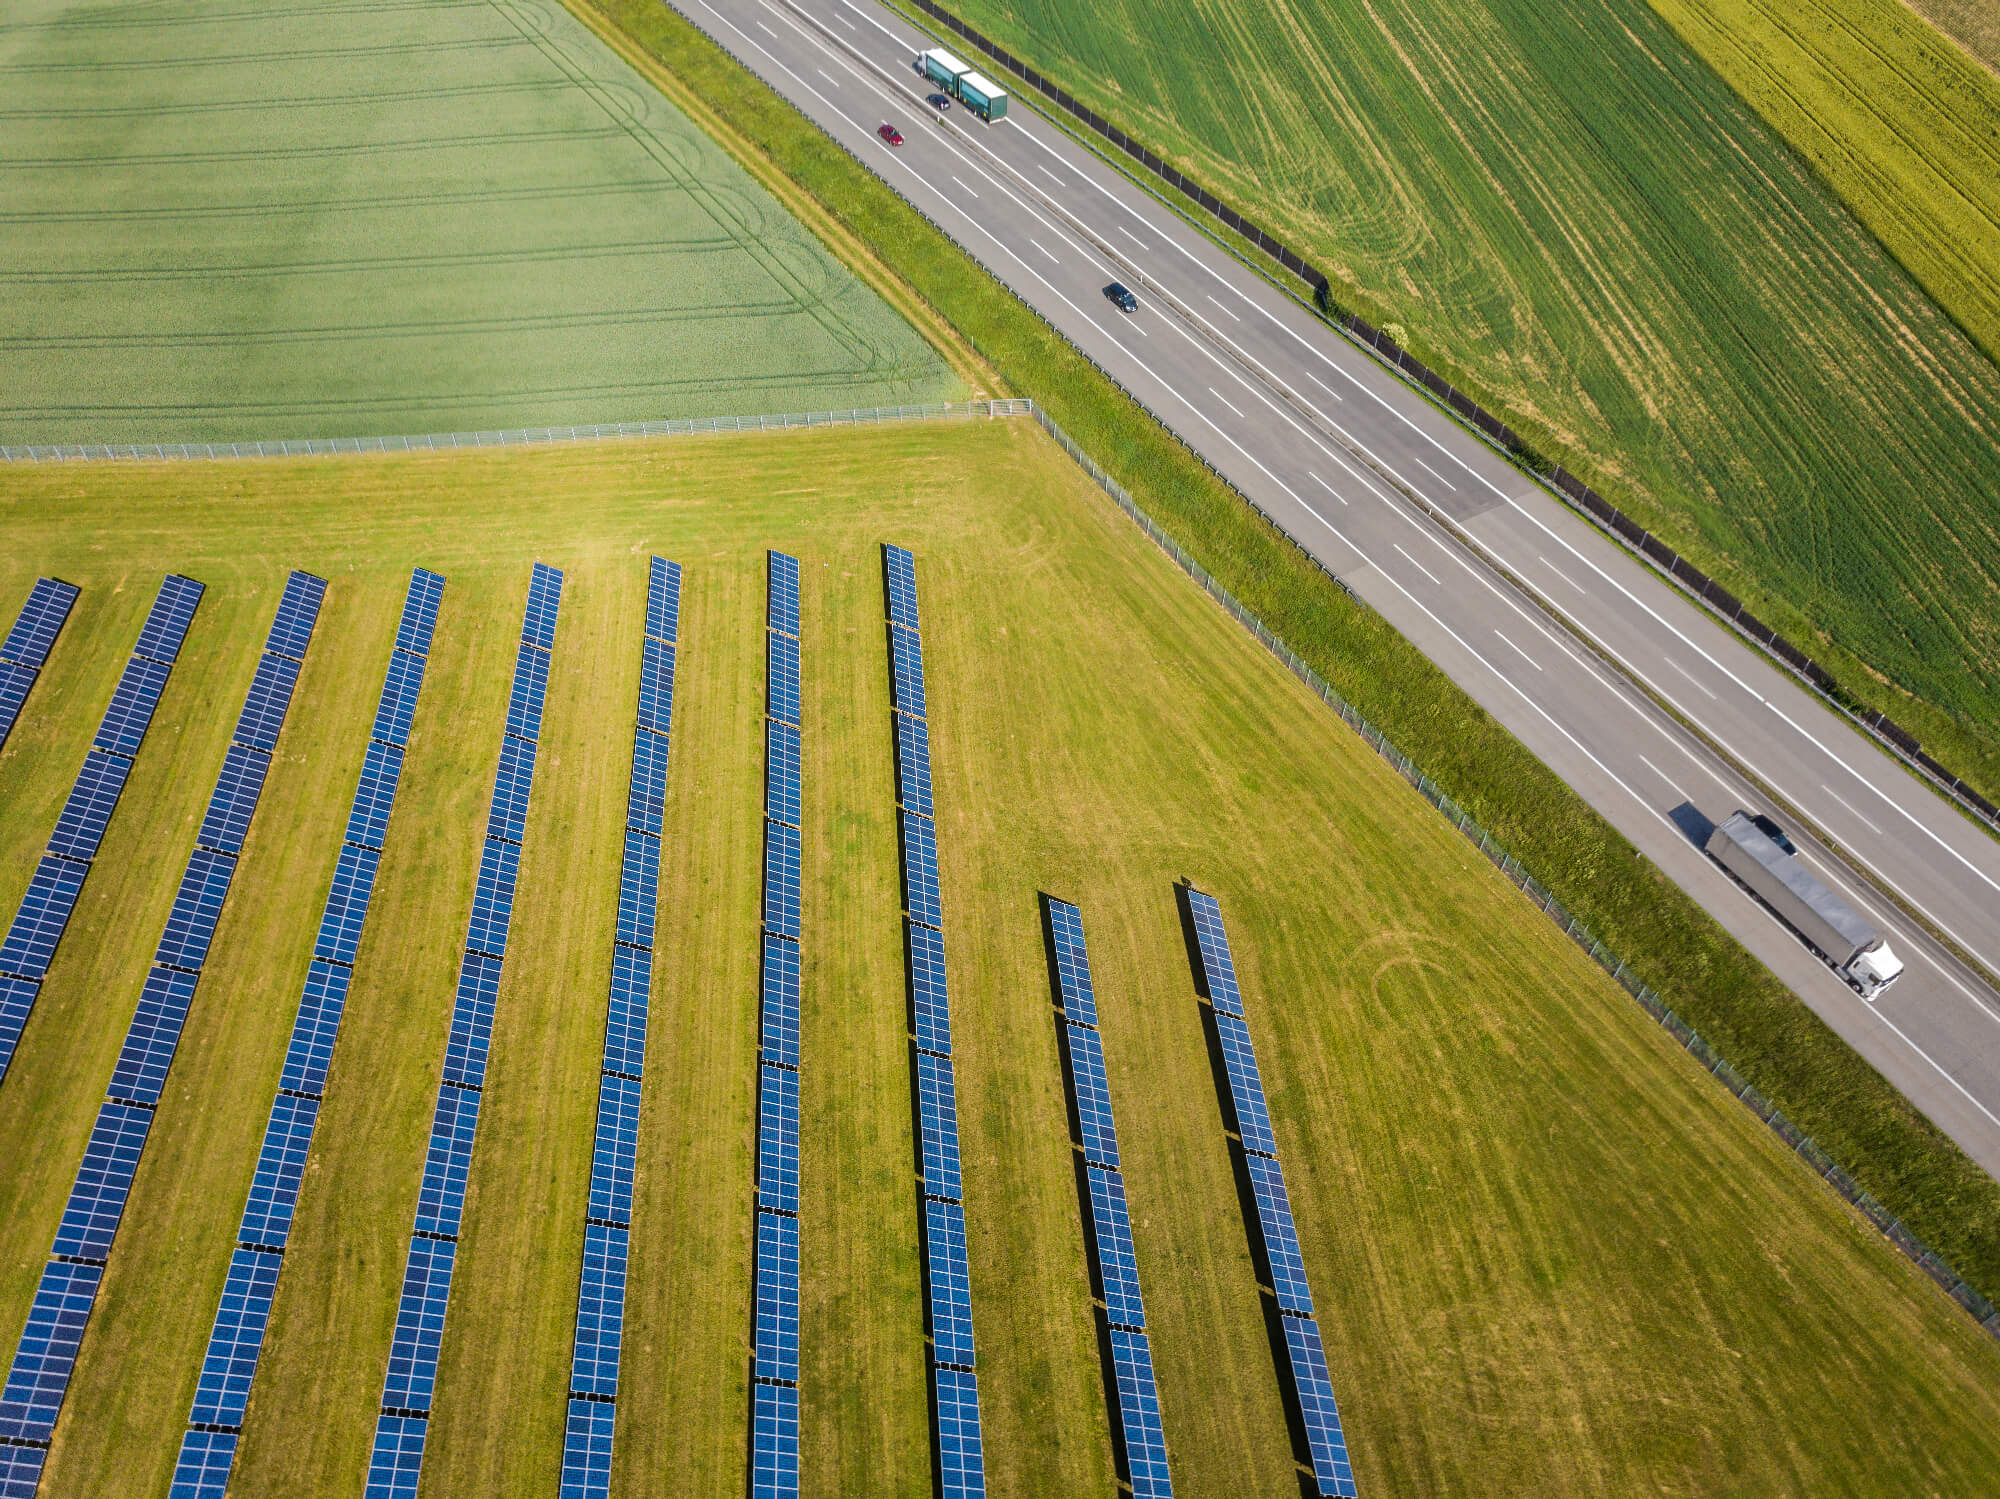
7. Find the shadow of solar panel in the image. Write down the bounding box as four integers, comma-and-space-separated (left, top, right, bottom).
345, 738, 406, 852
1066, 1023, 1120, 1171
155, 847, 236, 972
628, 730, 670, 838
234, 652, 303, 753
1282, 1317, 1356, 1497
506, 645, 552, 744
1212, 1011, 1278, 1158
0, 977, 40, 1081
279, 959, 353, 1098
107, 966, 198, 1106
603, 942, 652, 1077
193, 744, 269, 858
884, 545, 920, 631
750, 1381, 800, 1499
413, 1084, 481, 1239
1186, 891, 1244, 1017
0, 856, 88, 981
925, 1198, 976, 1368
0, 663, 35, 749
93, 655, 171, 758
315, 841, 382, 967
765, 720, 801, 828
887, 623, 927, 718
589, 1073, 643, 1227
133, 575, 204, 666
49, 749, 134, 862
486, 734, 537, 845
52, 1100, 153, 1262
760, 934, 800, 1069
1084, 1166, 1146, 1330
764, 821, 802, 941
396, 570, 447, 659
1108, 1326, 1173, 1498
0, 1258, 100, 1444
1244, 1153, 1313, 1317
1045, 899, 1097, 1027
464, 838, 521, 959
185, 1246, 283, 1427
1, 579, 80, 671
646, 556, 682, 645
239, 1094, 319, 1249
900, 811, 941, 929
917, 1051, 962, 1202
615, 830, 660, 950
441, 953, 503, 1090
561, 1396, 617, 1499
889, 711, 934, 819
372, 650, 427, 749
933, 1366, 985, 1498
169, 1425, 237, 1499
768, 551, 801, 639
908, 921, 951, 1055
571, 1221, 629, 1398
637, 637, 676, 737
380, 1237, 458, 1413
767, 632, 801, 728
265, 573, 328, 662
522, 563, 565, 655
754, 1211, 801, 1384
364, 1411, 429, 1499
757, 1063, 801, 1214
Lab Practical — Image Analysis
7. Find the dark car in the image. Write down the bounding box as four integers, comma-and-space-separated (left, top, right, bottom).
1104, 281, 1138, 313
879, 124, 904, 147
1749, 812, 1796, 854
928, 92, 952, 111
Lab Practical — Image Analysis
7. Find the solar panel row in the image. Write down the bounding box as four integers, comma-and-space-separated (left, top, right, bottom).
365, 565, 559, 1499
0, 579, 80, 674
1182, 888, 1357, 1498
563, 559, 679, 1499
0, 575, 322, 1484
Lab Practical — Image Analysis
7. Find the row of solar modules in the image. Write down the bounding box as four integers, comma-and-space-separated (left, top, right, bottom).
752, 552, 804, 1499
0, 578, 79, 752
1186, 889, 1356, 1499
563, 557, 680, 1499
884, 544, 985, 1499
1, 573, 324, 1499
171, 569, 446, 1499
1046, 898, 1174, 1497
0, 575, 203, 1092
368, 564, 563, 1499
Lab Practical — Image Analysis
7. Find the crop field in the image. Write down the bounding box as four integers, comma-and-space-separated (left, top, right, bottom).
0, 0, 958, 447
1, 422, 1997, 1497
1903, 0, 2000, 74
929, 0, 2000, 795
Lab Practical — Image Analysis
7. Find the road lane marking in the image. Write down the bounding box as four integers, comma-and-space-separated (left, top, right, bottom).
1206, 295, 1240, 322
1392, 544, 1441, 587
1495, 629, 1542, 671
1117, 224, 1148, 249
1666, 658, 1716, 699
1039, 164, 1066, 187
1030, 238, 1059, 263
951, 175, 980, 199
1820, 783, 1883, 836
1304, 369, 1344, 403
1539, 556, 1588, 595
1308, 471, 1347, 505
1638, 755, 1692, 804
816, 67, 840, 86
1410, 452, 1457, 491
756, 19, 778, 35
1207, 387, 1245, 419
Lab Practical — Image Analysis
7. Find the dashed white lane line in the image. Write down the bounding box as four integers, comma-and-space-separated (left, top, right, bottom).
1667, 657, 1717, 699
1304, 369, 1345, 404
1206, 295, 1240, 322
1117, 224, 1148, 250
1540, 555, 1588, 595
951, 175, 980, 199
1410, 452, 1457, 492
756, 18, 778, 35
1638, 754, 1692, 804
816, 67, 840, 86
1392, 544, 1441, 587
1208, 387, 1245, 420
1038, 164, 1065, 187
1495, 629, 1543, 672
1030, 238, 1059, 264
1309, 472, 1347, 505
1821, 783, 1884, 837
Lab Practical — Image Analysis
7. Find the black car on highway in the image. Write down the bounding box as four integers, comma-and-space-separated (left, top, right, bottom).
1104, 282, 1138, 313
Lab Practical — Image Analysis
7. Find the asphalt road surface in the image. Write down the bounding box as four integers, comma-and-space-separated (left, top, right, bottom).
669, 0, 2000, 1176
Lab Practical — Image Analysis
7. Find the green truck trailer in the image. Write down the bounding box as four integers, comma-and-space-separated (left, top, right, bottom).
917, 46, 1008, 121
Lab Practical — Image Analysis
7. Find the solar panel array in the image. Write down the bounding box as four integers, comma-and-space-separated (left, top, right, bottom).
1185, 889, 1357, 1498
163, 569, 444, 1499
883, 544, 986, 1498
560, 557, 680, 1499
365, 563, 563, 1499
0, 572, 322, 1496
0, 578, 80, 754
751, 552, 805, 1499
1044, 898, 1174, 1498
0, 575, 201, 1094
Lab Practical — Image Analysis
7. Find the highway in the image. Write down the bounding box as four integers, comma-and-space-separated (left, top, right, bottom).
664, 0, 2000, 1176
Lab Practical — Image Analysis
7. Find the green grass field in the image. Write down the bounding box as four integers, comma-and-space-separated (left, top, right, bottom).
1902, 0, 2000, 75
2, 423, 1998, 1496
923, 0, 2000, 798
0, 0, 958, 445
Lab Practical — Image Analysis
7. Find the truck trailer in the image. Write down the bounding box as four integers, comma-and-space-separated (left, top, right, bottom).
919, 46, 970, 93
1704, 811, 1904, 997
955, 70, 1008, 121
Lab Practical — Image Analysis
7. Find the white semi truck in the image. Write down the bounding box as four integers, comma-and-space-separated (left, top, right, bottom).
1705, 811, 1904, 997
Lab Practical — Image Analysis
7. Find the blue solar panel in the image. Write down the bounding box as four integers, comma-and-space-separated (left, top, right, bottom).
765, 720, 801, 828
169, 1424, 238, 1499
588, 1072, 643, 1228
106, 966, 199, 1106
506, 644, 551, 744
193, 743, 270, 858
561, 1396, 617, 1499
94, 654, 171, 758
345, 737, 406, 851
767, 632, 800, 729
315, 840, 382, 967
754, 1211, 801, 1385
883, 545, 920, 632
523, 562, 565, 654
133, 575, 204, 665
750, 1381, 801, 1499
908, 920, 952, 1056
486, 733, 537, 845
1108, 1325, 1173, 1498
364, 1410, 429, 1499
441, 954, 503, 1090
1282, 1316, 1356, 1497
616, 829, 659, 951
646, 557, 682, 645
279, 959, 353, 1098
603, 941, 652, 1077
413, 1084, 482, 1239
52, 1100, 153, 1262
888, 624, 929, 723
1244, 1152, 1313, 1318
1045, 899, 1098, 1028
764, 820, 802, 941
1213, 1010, 1278, 1158
571, 1221, 629, 1398
628, 728, 670, 838
1185, 889, 1244, 1017
1084, 1166, 1146, 1330
0, 855, 88, 982
155, 846, 236, 972
756, 1063, 801, 1215
0, 976, 40, 1083
185, 1245, 284, 1427
396, 569, 447, 659
925, 1198, 977, 1368
900, 811, 941, 929
380, 1236, 458, 1413
464, 837, 521, 959
0, 579, 80, 671
49, 749, 134, 862
916, 1051, 962, 1203
760, 934, 801, 1069
892, 712, 933, 819
239, 1092, 319, 1249
265, 572, 328, 662
234, 651, 303, 753
372, 650, 427, 749
0, 663, 34, 750
637, 637, 676, 737
0, 1258, 101, 1445
1066, 1023, 1120, 1170
933, 1366, 985, 1498
767, 551, 801, 639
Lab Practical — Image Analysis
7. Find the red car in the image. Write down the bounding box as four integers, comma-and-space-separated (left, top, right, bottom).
879, 124, 904, 146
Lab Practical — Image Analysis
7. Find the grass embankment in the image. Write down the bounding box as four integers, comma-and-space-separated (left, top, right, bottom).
894, 0, 2000, 802
2, 428, 2000, 1495
576, 0, 2000, 1309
